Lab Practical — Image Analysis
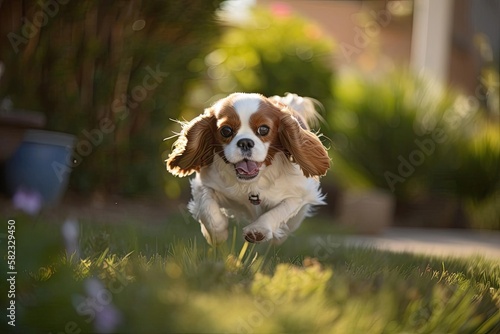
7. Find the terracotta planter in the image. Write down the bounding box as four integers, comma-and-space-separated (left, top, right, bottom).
338, 189, 396, 234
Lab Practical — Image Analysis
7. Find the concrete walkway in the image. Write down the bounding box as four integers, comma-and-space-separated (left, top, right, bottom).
339, 228, 500, 260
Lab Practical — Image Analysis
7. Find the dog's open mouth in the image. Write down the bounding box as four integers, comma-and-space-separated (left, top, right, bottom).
234, 159, 262, 180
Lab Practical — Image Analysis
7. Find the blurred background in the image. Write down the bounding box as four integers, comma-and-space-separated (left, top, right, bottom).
0, 0, 499, 231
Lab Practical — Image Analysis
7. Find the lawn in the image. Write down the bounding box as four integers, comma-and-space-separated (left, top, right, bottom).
2, 212, 500, 334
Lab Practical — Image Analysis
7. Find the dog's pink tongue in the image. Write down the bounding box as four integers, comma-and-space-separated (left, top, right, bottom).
235, 160, 260, 175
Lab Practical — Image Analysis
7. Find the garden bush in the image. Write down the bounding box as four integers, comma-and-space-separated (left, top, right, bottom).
433, 117, 500, 229
330, 69, 500, 228
330, 70, 458, 200
431, 117, 500, 201
183, 7, 335, 117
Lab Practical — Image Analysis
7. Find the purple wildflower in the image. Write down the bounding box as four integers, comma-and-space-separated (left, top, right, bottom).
84, 278, 123, 333
61, 218, 80, 259
12, 187, 43, 215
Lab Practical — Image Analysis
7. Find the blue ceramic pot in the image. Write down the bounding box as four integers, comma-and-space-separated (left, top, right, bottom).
5, 129, 76, 206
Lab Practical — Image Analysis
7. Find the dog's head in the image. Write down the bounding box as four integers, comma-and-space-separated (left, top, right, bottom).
166, 93, 329, 181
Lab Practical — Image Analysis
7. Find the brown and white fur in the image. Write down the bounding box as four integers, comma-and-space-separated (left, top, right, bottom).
166, 93, 330, 245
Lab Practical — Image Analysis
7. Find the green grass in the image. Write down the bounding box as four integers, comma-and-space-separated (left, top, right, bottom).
2, 213, 500, 334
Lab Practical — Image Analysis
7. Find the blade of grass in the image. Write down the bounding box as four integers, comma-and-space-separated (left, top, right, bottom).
95, 248, 110, 267
238, 241, 249, 264
256, 243, 274, 273
242, 243, 256, 268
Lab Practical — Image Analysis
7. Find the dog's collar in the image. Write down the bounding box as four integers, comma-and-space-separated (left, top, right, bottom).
248, 193, 261, 205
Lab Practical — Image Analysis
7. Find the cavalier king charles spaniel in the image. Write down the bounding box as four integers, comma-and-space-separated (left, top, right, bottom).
166, 93, 330, 245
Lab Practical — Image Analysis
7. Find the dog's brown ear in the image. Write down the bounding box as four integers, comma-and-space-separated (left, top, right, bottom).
166, 109, 216, 177
278, 113, 330, 177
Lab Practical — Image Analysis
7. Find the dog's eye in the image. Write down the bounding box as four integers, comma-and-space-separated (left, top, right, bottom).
220, 126, 233, 138
257, 125, 270, 136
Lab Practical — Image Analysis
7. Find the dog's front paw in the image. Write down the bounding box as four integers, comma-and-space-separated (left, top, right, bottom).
243, 225, 272, 244
244, 231, 266, 243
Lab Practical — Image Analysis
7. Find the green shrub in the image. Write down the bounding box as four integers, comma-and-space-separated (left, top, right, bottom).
431, 120, 500, 202
330, 69, 500, 228
184, 7, 335, 115
330, 70, 458, 200
434, 120, 500, 229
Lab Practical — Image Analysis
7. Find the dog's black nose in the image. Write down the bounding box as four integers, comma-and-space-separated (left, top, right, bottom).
237, 138, 254, 151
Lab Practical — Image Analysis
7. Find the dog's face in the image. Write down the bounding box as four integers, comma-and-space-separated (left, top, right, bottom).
214, 93, 281, 181
166, 93, 329, 181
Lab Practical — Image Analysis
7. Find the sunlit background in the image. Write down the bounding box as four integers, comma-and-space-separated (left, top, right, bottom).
1, 1, 500, 333
2, 0, 498, 230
